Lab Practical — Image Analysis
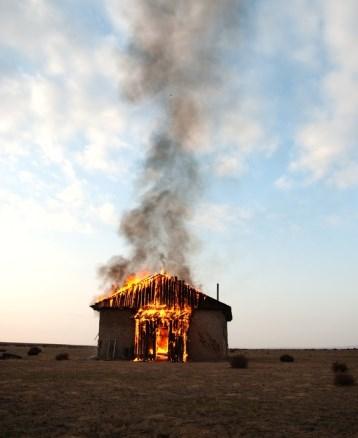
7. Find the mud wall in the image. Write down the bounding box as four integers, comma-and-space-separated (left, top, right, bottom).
97, 309, 135, 360
187, 310, 228, 361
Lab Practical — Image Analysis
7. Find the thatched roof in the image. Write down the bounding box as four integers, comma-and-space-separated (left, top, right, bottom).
91, 273, 232, 321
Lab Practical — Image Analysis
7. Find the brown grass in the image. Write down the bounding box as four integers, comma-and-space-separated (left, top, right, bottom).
0, 346, 358, 437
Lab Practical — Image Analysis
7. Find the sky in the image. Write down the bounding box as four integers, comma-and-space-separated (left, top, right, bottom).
1, 0, 358, 348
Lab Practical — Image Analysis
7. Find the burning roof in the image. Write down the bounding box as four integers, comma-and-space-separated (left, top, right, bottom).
91, 273, 232, 321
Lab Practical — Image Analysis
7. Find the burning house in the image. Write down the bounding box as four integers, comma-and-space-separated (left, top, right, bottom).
91, 273, 232, 362
93, 2, 237, 363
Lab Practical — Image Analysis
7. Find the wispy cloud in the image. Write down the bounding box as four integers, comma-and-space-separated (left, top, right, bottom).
0, 1, 129, 176
0, 1, 130, 236
273, 0, 358, 188
214, 97, 278, 177
192, 202, 254, 233
274, 175, 293, 191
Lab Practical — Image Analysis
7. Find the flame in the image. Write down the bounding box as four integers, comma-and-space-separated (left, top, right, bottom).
123, 271, 151, 288
156, 327, 168, 356
92, 270, 152, 304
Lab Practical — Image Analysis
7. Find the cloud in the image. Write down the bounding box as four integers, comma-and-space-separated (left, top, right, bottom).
0, 1, 129, 175
2, 0, 357, 230
0, 1, 136, 237
253, 0, 322, 64
274, 176, 293, 191
192, 202, 254, 232
329, 163, 358, 188
323, 214, 344, 228
234, 0, 358, 190
96, 202, 118, 226
213, 95, 278, 177
276, 0, 358, 188
0, 175, 120, 238
0, 187, 91, 234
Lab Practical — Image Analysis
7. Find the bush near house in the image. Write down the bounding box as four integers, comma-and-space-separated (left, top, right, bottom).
0, 352, 22, 360
332, 362, 348, 373
334, 373, 355, 386
55, 352, 69, 361
28, 346, 42, 356
229, 354, 248, 369
280, 354, 294, 362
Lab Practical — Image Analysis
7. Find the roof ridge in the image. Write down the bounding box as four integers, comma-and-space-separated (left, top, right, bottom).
91, 273, 232, 321
97, 272, 202, 303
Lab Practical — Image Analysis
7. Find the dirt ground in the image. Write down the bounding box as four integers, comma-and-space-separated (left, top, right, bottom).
0, 345, 357, 437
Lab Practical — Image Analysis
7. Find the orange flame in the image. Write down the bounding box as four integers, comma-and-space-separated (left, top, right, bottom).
123, 271, 151, 288
92, 270, 152, 304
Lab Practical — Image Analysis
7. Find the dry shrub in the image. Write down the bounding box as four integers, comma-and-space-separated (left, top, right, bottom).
229, 354, 248, 369
28, 346, 42, 356
280, 354, 294, 363
88, 355, 99, 360
55, 352, 69, 361
332, 362, 348, 373
0, 352, 22, 360
334, 373, 355, 386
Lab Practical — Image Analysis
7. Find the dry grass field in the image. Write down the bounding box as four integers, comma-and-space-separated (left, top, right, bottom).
0, 344, 357, 437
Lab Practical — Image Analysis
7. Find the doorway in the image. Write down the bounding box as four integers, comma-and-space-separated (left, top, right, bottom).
156, 324, 169, 360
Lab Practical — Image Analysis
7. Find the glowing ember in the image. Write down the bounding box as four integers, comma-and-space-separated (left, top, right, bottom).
156, 327, 168, 357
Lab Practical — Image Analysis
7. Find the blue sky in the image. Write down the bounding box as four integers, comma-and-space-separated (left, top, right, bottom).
1, 0, 357, 348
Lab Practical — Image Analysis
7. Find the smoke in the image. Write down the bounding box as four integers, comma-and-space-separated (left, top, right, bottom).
100, 0, 236, 285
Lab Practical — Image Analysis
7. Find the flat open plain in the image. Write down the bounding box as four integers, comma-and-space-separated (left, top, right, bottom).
0, 345, 357, 437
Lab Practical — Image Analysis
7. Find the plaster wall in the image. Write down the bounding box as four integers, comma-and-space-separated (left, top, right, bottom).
97, 309, 135, 359
187, 310, 228, 361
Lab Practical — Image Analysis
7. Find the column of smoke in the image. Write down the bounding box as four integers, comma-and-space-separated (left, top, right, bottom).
100, 0, 235, 286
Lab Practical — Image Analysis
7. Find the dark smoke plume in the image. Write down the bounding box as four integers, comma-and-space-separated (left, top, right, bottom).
100, 0, 235, 286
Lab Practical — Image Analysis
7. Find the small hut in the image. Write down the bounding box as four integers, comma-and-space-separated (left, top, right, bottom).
91, 273, 232, 361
